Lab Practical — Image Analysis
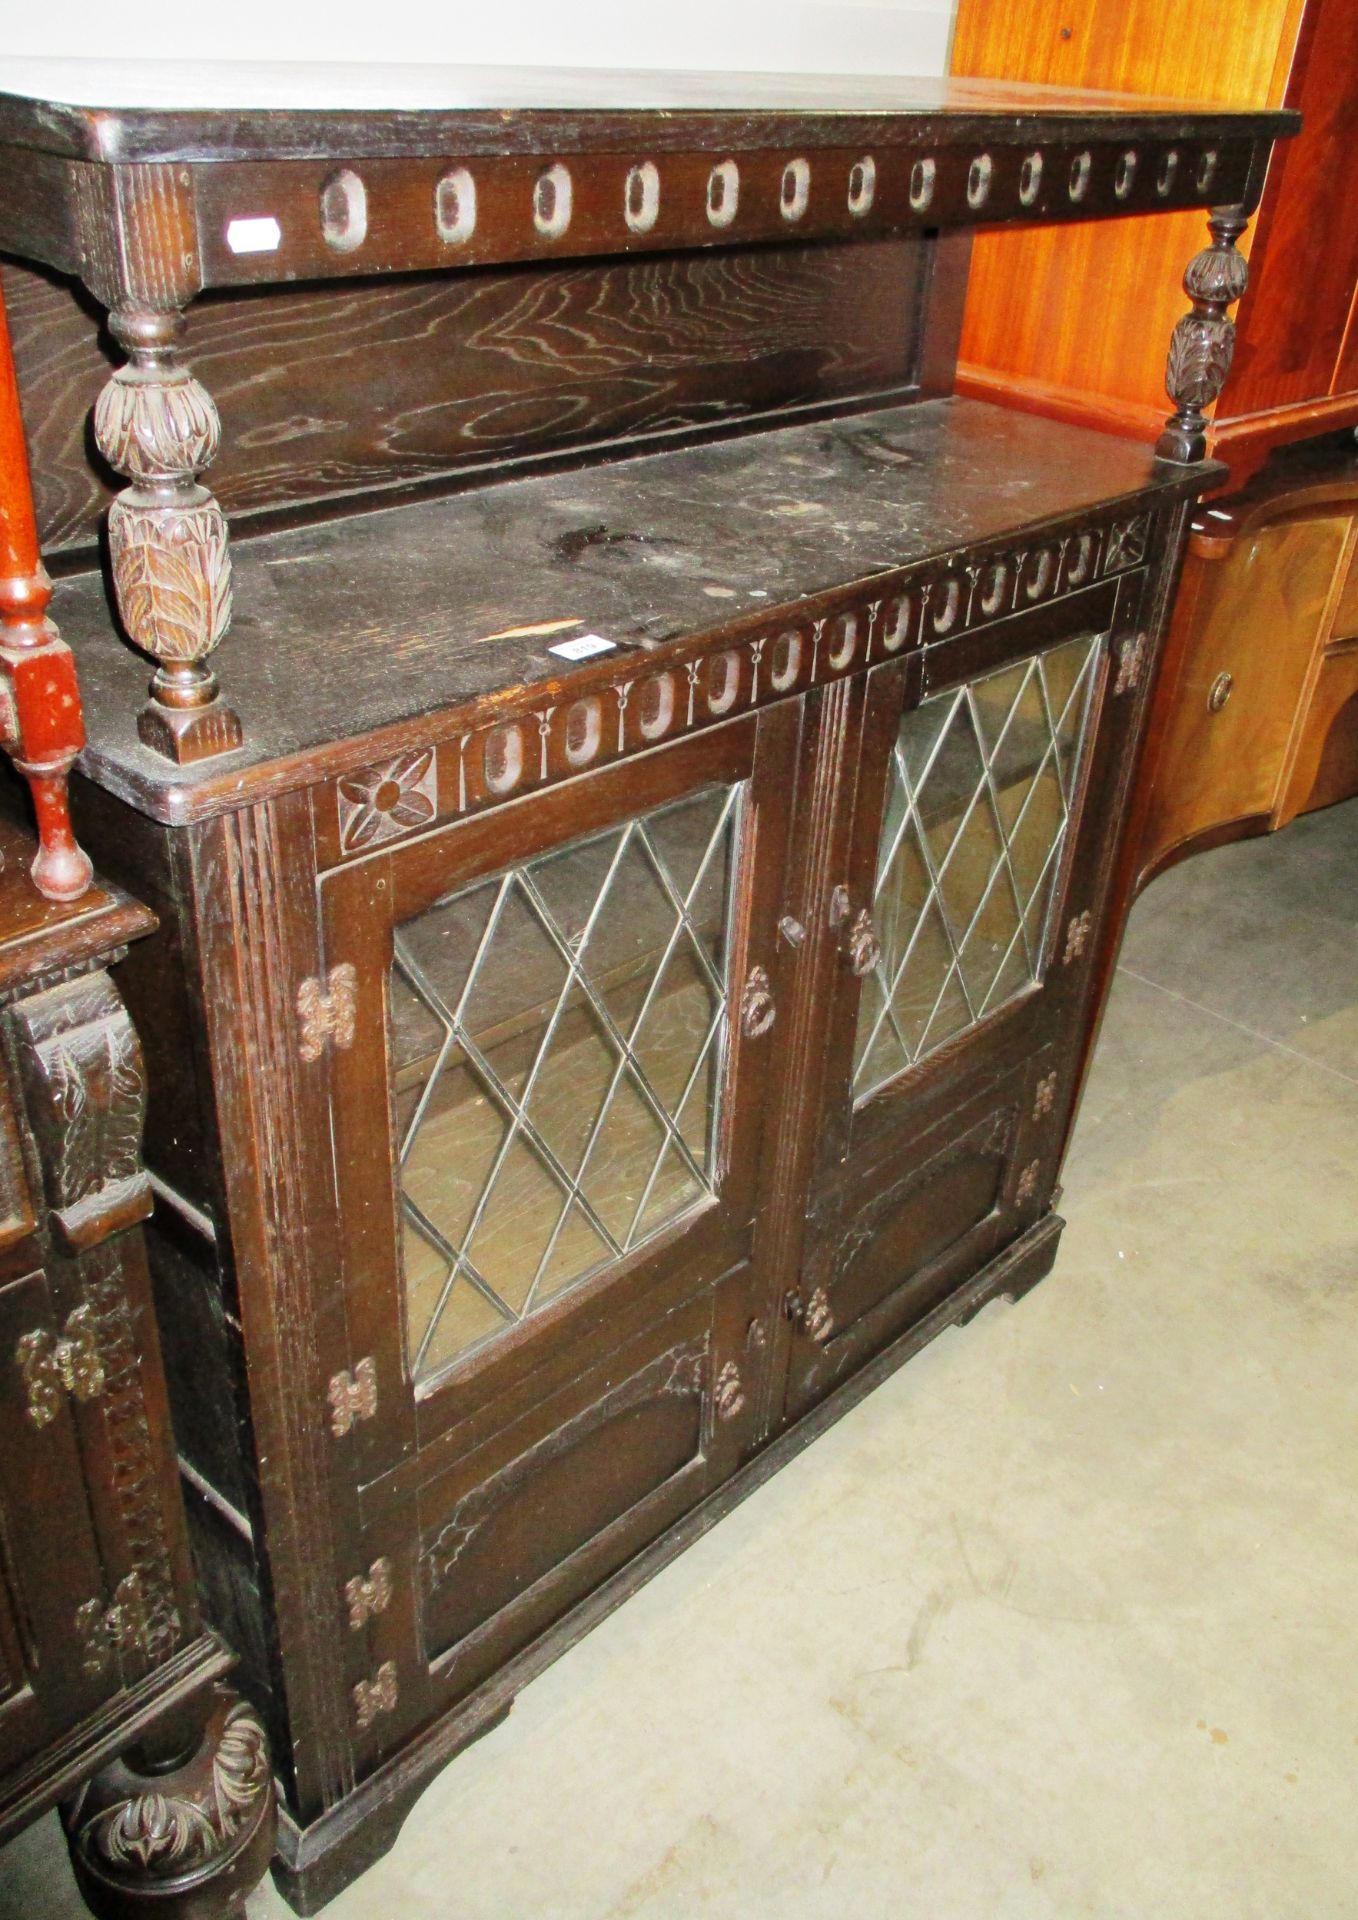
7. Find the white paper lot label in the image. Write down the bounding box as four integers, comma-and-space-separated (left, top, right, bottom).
549, 633, 617, 661
226, 216, 282, 255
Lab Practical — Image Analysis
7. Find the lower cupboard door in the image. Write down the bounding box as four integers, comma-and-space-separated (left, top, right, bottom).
342, 1273, 754, 1764
783, 1056, 1051, 1422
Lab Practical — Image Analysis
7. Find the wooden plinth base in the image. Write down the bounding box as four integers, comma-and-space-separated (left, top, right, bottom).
138, 700, 244, 765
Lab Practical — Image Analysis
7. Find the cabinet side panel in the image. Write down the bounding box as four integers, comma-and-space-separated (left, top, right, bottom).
1226, 0, 1358, 417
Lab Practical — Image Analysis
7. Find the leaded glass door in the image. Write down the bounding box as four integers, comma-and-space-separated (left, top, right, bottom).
780, 590, 1129, 1420
818, 612, 1112, 1175
322, 709, 795, 1481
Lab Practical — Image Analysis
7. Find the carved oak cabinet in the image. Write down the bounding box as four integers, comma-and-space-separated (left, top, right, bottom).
0, 814, 275, 1918
0, 69, 1289, 1910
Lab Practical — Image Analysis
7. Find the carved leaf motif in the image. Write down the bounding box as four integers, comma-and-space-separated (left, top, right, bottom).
1182, 244, 1248, 307
94, 371, 221, 483
42, 1024, 144, 1218
74, 1700, 268, 1877
108, 498, 233, 663
211, 1703, 271, 1828
1164, 313, 1235, 412
88, 1791, 218, 1872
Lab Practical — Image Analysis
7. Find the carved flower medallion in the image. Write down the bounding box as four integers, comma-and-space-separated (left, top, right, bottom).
338, 749, 438, 853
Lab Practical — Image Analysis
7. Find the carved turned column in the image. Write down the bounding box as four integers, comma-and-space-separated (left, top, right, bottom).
0, 281, 93, 900
1155, 205, 1250, 465
93, 310, 243, 764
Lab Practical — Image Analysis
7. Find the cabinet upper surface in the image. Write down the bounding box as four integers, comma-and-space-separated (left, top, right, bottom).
57, 397, 1210, 818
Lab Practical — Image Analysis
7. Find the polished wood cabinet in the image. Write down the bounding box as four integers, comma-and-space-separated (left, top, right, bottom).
951, 0, 1358, 489
1125, 437, 1358, 887
0, 70, 1287, 1915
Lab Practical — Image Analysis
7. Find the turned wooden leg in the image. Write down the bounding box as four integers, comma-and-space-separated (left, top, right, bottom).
92, 309, 243, 765
0, 279, 93, 900
1155, 204, 1250, 465
61, 1684, 276, 1920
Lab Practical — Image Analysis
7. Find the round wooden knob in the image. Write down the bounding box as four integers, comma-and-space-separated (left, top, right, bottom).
1207, 671, 1234, 714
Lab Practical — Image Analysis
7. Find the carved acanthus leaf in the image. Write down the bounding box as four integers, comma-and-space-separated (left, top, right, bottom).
108, 493, 233, 663
1164, 313, 1235, 412
1182, 243, 1249, 306
93, 368, 221, 482
73, 1702, 269, 1877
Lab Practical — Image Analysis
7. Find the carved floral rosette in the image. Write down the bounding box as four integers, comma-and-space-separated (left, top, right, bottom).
106, 489, 233, 665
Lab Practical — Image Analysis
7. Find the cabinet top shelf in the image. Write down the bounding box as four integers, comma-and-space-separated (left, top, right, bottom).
59, 397, 1209, 824
0, 64, 1294, 162
0, 64, 1292, 300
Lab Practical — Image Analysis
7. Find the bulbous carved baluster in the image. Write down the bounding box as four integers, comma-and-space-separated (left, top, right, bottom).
1155, 206, 1250, 465
93, 309, 243, 763
63, 1684, 276, 1919
0, 279, 93, 899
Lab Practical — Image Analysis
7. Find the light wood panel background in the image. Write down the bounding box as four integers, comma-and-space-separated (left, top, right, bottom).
950, 0, 1307, 441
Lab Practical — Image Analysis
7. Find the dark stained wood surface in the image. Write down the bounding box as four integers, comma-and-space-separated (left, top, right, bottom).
0, 71, 1295, 164
1, 240, 927, 558
58, 398, 1209, 815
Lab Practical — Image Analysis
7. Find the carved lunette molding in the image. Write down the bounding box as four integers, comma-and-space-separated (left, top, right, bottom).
326, 504, 1158, 866
421, 1342, 706, 1597
92, 308, 242, 764
1155, 205, 1250, 464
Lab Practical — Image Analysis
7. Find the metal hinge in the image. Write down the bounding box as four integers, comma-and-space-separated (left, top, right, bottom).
17, 1304, 105, 1428
713, 1360, 746, 1423
75, 1572, 149, 1677
740, 965, 776, 1039
783, 1285, 834, 1344
1015, 1160, 1042, 1206
1063, 910, 1092, 965
1033, 1071, 1058, 1120
344, 1557, 394, 1631
297, 963, 358, 1064
328, 1356, 377, 1437
1114, 632, 1149, 695
353, 1660, 399, 1731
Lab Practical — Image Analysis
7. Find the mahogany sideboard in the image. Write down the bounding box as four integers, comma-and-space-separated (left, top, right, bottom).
0, 68, 1291, 1910
0, 812, 274, 1918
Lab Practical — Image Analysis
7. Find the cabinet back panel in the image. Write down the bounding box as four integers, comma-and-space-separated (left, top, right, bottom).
2, 237, 927, 560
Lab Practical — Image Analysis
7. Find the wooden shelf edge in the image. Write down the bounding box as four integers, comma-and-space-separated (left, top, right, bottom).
954, 362, 1167, 446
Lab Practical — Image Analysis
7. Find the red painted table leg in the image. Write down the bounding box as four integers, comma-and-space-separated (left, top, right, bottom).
0, 279, 92, 901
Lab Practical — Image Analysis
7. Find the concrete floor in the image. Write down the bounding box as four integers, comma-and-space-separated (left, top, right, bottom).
4, 799, 1355, 1919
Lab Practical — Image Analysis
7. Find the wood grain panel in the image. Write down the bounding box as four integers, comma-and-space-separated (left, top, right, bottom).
1141, 513, 1351, 861
1225, 0, 1358, 416
952, 0, 1304, 435
1, 239, 925, 558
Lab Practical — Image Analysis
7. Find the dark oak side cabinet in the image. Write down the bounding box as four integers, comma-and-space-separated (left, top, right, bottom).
0, 72, 1289, 1911
0, 816, 274, 1919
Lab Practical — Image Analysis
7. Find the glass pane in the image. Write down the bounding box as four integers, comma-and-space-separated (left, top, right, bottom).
393, 785, 739, 1381
853, 631, 1102, 1102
